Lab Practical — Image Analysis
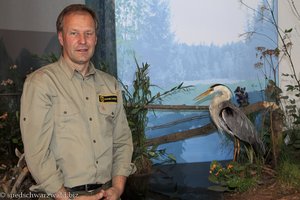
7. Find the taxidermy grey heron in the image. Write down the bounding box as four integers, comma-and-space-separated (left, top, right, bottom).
194, 84, 265, 161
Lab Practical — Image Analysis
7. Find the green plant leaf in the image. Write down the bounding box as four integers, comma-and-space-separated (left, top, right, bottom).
12, 138, 19, 144
280, 95, 289, 99
286, 85, 295, 91
284, 28, 293, 33
167, 154, 176, 162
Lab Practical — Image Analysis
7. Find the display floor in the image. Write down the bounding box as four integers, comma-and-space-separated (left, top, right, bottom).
122, 161, 228, 200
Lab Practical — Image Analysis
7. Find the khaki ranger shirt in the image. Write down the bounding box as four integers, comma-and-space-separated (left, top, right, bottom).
20, 57, 134, 194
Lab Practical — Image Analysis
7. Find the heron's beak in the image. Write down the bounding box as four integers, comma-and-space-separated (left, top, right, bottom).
194, 88, 213, 102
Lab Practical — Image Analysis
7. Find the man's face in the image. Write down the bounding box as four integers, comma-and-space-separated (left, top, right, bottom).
58, 12, 97, 67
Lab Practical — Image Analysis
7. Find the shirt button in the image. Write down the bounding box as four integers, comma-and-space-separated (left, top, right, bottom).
64, 111, 67, 114
111, 112, 114, 116
86, 97, 89, 100
89, 117, 92, 121
93, 140, 96, 143
23, 117, 26, 121
96, 161, 99, 164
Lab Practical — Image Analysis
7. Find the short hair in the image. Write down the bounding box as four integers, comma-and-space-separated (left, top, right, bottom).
56, 4, 98, 33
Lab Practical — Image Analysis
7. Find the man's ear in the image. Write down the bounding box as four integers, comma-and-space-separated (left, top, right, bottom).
58, 32, 64, 46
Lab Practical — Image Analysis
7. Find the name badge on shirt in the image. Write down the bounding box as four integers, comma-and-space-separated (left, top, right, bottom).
99, 94, 118, 103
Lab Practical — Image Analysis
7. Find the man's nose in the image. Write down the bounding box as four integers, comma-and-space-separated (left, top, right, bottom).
78, 33, 87, 44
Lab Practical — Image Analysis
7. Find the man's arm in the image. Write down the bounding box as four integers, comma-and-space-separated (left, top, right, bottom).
112, 175, 127, 197
111, 83, 135, 176
20, 73, 64, 194
107, 81, 135, 199
102, 175, 127, 200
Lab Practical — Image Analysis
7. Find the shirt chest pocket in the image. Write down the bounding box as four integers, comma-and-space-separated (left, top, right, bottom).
54, 103, 80, 127
98, 103, 117, 121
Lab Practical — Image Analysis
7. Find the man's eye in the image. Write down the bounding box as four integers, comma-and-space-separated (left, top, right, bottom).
86, 32, 94, 36
70, 32, 77, 36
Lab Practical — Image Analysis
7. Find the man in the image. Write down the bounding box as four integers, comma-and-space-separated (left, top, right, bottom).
20, 4, 135, 200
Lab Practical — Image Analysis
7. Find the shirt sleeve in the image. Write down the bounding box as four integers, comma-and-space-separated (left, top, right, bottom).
20, 73, 64, 194
111, 81, 136, 177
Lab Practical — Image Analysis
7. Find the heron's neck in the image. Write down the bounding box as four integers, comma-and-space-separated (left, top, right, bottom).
209, 88, 232, 130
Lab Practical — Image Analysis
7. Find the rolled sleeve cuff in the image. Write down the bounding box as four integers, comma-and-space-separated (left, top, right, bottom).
112, 163, 136, 177
29, 172, 64, 194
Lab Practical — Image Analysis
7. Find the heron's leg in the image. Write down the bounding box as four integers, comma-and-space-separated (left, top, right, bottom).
233, 137, 238, 161
236, 139, 240, 161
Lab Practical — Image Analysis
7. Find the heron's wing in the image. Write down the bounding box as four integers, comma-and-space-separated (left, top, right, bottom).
217, 101, 258, 145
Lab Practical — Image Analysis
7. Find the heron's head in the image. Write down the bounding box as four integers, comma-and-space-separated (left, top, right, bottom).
194, 83, 233, 103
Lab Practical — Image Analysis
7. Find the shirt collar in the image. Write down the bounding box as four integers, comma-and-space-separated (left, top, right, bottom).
58, 56, 96, 79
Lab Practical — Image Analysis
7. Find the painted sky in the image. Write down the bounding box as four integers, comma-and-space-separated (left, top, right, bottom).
169, 0, 260, 45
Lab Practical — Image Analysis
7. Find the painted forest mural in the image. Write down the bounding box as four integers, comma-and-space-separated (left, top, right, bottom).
115, 0, 277, 162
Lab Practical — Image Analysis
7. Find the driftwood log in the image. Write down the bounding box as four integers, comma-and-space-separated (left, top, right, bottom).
0, 149, 30, 195
10, 149, 29, 194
